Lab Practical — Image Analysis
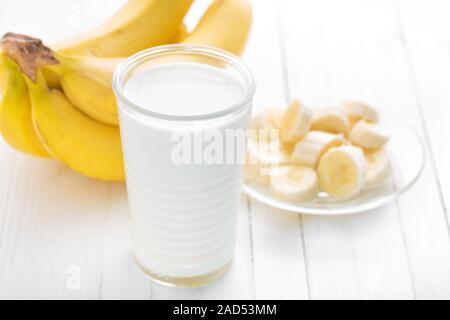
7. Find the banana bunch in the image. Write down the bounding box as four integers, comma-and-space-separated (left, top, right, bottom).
246, 100, 392, 202
0, 0, 253, 181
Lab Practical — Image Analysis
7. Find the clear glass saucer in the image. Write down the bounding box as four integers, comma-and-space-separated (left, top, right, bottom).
242, 113, 426, 215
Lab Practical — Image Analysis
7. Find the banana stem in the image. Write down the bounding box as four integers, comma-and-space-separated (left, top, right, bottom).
0, 33, 59, 82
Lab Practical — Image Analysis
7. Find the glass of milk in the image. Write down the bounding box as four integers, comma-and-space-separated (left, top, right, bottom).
113, 45, 255, 287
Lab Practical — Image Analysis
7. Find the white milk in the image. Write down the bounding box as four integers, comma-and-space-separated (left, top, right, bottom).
118, 62, 252, 282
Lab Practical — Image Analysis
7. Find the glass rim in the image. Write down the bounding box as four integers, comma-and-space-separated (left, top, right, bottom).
112, 44, 256, 122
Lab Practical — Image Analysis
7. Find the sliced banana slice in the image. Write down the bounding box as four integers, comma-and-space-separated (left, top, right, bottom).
270, 165, 319, 202
245, 140, 290, 185
280, 100, 313, 144
365, 149, 391, 188
250, 108, 284, 142
349, 121, 390, 150
312, 107, 350, 134
251, 108, 284, 130
291, 131, 344, 168
343, 100, 379, 125
317, 146, 367, 199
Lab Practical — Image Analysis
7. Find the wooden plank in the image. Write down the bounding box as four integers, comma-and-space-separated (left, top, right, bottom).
243, 0, 310, 300
395, 0, 450, 220
280, 0, 416, 299
394, 0, 450, 299
148, 0, 305, 299
151, 0, 310, 300
98, 184, 152, 300
145, 0, 255, 300
2, 0, 449, 300
0, 147, 107, 299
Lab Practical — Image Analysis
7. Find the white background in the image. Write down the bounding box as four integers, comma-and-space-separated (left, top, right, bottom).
1, 0, 450, 299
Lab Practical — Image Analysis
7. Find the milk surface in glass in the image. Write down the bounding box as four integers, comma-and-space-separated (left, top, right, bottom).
113, 46, 255, 287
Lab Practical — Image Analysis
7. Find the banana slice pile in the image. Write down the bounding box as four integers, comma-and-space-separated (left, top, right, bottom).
246, 100, 392, 202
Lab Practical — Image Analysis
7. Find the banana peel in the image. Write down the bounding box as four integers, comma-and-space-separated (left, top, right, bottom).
0, 54, 50, 157
183, 0, 253, 56
1, 33, 124, 181
53, 0, 194, 57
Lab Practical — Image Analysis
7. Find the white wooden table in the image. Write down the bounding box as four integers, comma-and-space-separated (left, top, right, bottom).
1, 0, 450, 300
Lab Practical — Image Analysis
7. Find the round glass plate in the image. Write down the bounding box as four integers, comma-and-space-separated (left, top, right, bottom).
242, 112, 426, 215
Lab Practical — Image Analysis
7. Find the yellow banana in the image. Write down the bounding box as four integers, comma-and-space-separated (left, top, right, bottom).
0, 51, 6, 93
182, 0, 253, 56
171, 23, 190, 43
47, 53, 122, 126
53, 0, 194, 57
42, 68, 61, 90
0, 55, 49, 157
2, 34, 121, 126
0, 51, 4, 133
25, 70, 124, 181
43, 0, 193, 90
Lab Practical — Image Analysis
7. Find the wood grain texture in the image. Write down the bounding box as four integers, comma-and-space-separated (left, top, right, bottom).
244, 0, 309, 300
280, 0, 415, 299
394, 0, 450, 298
395, 0, 450, 218
280, 0, 450, 299
1, 0, 450, 300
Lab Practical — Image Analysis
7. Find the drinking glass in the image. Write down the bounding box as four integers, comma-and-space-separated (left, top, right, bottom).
113, 45, 256, 287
